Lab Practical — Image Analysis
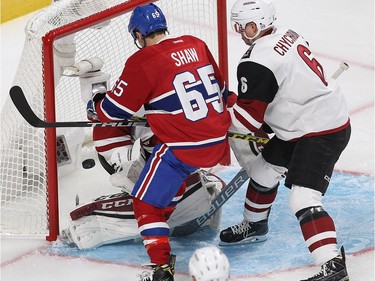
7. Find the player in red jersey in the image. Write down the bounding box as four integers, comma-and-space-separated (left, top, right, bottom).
219, 1, 351, 281
87, 3, 231, 281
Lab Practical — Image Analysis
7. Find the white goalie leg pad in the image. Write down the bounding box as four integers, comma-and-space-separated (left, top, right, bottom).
248, 155, 288, 188
200, 173, 225, 231
289, 185, 323, 214
60, 171, 226, 249
110, 139, 146, 194
168, 171, 224, 230
61, 192, 140, 250
168, 174, 211, 228
63, 215, 139, 250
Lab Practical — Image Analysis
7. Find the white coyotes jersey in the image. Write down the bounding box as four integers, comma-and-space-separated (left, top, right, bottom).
231, 26, 349, 141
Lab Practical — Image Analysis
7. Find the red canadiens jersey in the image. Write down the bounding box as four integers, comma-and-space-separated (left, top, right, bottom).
229, 26, 350, 141
96, 35, 231, 167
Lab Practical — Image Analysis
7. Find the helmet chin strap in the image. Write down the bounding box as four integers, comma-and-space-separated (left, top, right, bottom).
133, 30, 168, 49
133, 35, 146, 49
141, 36, 148, 48
133, 39, 142, 49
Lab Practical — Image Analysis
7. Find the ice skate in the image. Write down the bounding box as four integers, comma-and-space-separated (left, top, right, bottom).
219, 218, 268, 245
139, 254, 176, 281
301, 247, 349, 281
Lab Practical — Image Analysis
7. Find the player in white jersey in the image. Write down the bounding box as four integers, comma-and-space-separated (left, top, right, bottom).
220, 1, 351, 281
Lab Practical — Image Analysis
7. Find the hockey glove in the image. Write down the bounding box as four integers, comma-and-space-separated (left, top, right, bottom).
86, 88, 106, 121
86, 100, 99, 121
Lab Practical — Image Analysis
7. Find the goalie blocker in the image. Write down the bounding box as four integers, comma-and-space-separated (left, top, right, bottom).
60, 170, 225, 250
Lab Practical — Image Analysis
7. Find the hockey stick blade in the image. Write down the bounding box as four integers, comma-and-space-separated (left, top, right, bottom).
10, 86, 147, 128
171, 168, 249, 236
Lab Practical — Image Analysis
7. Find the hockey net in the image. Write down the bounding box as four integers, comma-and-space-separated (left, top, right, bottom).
0, 0, 228, 241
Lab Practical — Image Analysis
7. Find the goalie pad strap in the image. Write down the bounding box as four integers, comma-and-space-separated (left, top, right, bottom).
177, 178, 202, 202
92, 211, 134, 219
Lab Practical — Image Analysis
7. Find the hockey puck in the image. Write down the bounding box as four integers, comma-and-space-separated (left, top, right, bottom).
82, 158, 95, 169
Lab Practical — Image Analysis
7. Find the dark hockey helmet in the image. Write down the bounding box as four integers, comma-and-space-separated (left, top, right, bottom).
128, 3, 167, 40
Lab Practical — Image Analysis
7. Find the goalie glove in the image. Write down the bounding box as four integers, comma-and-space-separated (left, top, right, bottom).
109, 138, 146, 194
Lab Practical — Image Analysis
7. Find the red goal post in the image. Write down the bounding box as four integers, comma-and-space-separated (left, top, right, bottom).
0, 0, 228, 241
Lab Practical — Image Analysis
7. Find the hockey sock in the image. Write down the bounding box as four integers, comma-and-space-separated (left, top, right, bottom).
133, 198, 171, 265
243, 179, 278, 222
296, 206, 339, 265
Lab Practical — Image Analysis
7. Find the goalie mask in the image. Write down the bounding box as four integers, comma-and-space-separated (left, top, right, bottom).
189, 246, 230, 281
231, 0, 276, 39
128, 3, 167, 41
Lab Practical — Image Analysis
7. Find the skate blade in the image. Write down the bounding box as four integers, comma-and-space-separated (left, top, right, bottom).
219, 235, 267, 246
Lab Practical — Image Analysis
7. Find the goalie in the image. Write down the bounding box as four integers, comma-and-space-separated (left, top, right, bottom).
60, 123, 226, 250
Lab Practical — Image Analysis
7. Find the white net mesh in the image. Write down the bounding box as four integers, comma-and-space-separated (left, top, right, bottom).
1, 0, 223, 238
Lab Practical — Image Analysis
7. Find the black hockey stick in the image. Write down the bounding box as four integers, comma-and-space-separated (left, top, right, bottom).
171, 168, 249, 236
9, 85, 148, 128
9, 85, 270, 144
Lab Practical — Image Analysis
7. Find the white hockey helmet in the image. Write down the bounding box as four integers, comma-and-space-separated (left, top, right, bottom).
189, 246, 230, 281
231, 0, 276, 38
